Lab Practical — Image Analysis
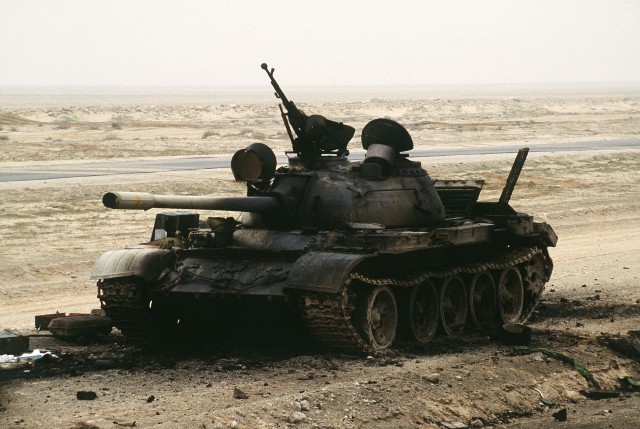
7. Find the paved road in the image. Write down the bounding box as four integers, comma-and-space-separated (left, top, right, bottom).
1, 139, 638, 183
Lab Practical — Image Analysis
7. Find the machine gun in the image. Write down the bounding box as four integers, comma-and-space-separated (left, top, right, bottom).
261, 63, 355, 159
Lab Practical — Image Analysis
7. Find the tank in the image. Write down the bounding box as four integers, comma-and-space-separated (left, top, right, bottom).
91, 64, 557, 354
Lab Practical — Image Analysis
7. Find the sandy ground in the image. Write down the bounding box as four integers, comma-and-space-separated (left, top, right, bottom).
1, 94, 640, 428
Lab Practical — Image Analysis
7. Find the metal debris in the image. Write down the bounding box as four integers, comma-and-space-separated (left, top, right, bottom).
513, 346, 600, 389
0, 329, 29, 355
233, 388, 248, 399
552, 408, 567, 421
76, 391, 97, 400
533, 388, 554, 406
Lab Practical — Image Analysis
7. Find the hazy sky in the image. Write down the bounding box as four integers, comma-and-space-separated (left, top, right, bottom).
2, 0, 639, 87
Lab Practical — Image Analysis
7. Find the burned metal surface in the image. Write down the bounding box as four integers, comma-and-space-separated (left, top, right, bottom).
0, 329, 29, 355
90, 248, 175, 282
90, 63, 557, 354
47, 315, 112, 339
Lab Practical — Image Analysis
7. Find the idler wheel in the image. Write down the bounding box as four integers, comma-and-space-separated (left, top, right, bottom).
468, 271, 497, 331
520, 253, 547, 321
355, 285, 398, 350
408, 281, 439, 344
497, 267, 525, 324
439, 275, 468, 336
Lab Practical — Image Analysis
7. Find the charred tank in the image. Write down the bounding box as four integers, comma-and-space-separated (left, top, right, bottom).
91, 64, 557, 354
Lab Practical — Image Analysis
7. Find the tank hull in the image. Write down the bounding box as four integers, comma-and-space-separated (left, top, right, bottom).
96, 215, 554, 354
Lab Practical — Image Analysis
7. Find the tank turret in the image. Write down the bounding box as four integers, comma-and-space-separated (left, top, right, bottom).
102, 127, 446, 229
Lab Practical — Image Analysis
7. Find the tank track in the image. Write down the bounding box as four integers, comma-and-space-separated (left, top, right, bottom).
300, 246, 551, 356
97, 277, 160, 344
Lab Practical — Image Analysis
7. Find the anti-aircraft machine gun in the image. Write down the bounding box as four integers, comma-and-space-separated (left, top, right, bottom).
261, 62, 355, 160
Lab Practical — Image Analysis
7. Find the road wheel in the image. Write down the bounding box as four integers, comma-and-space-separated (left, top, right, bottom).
497, 267, 524, 324
468, 271, 497, 331
408, 280, 439, 344
355, 285, 398, 351
440, 275, 468, 336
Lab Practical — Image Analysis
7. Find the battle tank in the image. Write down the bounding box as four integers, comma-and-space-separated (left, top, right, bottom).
91, 63, 557, 354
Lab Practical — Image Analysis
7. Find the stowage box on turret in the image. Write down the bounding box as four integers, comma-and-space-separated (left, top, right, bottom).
91, 64, 557, 354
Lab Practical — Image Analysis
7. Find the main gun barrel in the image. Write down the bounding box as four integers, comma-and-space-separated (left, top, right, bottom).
103, 192, 281, 212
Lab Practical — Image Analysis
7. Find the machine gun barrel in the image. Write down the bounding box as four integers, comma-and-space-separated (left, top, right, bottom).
103, 192, 281, 212
261, 62, 306, 134
261, 63, 292, 107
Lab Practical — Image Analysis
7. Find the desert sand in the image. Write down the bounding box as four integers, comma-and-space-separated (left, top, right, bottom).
1, 91, 640, 428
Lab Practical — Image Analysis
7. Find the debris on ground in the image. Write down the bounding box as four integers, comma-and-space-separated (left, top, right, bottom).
533, 387, 554, 406
579, 388, 622, 399
619, 376, 640, 390
0, 354, 19, 364
598, 331, 640, 361
17, 348, 58, 362
552, 408, 567, 421
47, 315, 112, 340
113, 420, 136, 427
76, 391, 97, 401
512, 346, 600, 388
34, 312, 81, 331
0, 329, 29, 355
489, 323, 532, 345
439, 421, 469, 429
233, 388, 249, 399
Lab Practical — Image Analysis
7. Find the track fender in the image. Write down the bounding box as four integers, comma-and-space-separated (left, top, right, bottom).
286, 251, 369, 293
90, 248, 176, 282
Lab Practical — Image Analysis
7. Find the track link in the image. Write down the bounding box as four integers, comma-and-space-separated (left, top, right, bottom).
97, 277, 159, 344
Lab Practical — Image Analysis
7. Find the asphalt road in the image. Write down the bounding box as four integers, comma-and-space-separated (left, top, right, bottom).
1, 139, 638, 183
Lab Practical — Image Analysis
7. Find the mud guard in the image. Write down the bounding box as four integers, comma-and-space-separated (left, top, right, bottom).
286, 251, 369, 293
534, 222, 558, 247
90, 248, 176, 283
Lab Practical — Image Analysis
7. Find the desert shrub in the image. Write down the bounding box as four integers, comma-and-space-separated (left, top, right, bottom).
54, 125, 70, 130
112, 122, 122, 130
104, 134, 119, 141
89, 125, 100, 130
0, 135, 9, 141
202, 130, 218, 139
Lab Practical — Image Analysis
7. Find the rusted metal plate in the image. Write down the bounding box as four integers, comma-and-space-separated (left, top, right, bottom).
0, 329, 29, 355
48, 316, 112, 339
287, 252, 368, 293
35, 312, 89, 330
434, 223, 494, 245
